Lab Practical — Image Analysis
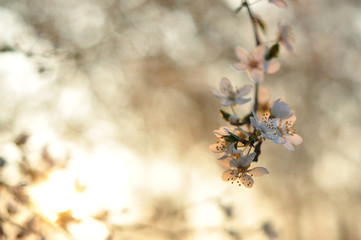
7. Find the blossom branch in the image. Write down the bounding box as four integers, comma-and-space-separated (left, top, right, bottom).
210, 0, 302, 188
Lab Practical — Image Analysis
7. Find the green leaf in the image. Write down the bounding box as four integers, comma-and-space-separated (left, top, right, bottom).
265, 43, 279, 60
225, 135, 238, 143
227, 132, 245, 143
220, 110, 231, 121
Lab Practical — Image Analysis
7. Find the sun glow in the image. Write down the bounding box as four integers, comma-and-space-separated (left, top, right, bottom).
28, 145, 144, 239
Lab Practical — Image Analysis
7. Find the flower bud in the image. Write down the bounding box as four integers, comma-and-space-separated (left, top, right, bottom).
229, 115, 240, 125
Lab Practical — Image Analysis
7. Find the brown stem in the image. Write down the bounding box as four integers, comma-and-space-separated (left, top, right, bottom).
243, 0, 261, 46
242, 0, 260, 112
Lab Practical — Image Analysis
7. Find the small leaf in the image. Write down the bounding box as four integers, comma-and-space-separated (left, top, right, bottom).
265, 43, 279, 60
255, 16, 267, 33
220, 110, 231, 121
224, 135, 238, 143
227, 132, 242, 141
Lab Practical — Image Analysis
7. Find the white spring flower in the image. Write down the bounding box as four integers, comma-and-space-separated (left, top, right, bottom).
232, 45, 280, 82
250, 111, 286, 145
276, 115, 302, 151
209, 127, 236, 154
271, 99, 302, 151
211, 77, 252, 106
222, 152, 269, 188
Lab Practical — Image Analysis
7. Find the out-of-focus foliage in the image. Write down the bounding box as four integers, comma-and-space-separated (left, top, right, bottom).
0, 0, 360, 239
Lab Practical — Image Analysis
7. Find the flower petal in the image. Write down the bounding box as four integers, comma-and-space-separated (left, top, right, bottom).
235, 97, 251, 105
220, 77, 232, 95
210, 90, 226, 99
271, 98, 294, 119
268, 134, 287, 144
220, 99, 234, 106
230, 158, 240, 168
220, 158, 233, 168
252, 44, 267, 62
237, 84, 252, 96
209, 142, 227, 153
283, 142, 295, 151
239, 152, 256, 168
287, 134, 303, 145
248, 167, 269, 177
248, 68, 264, 82
250, 117, 259, 131
241, 174, 254, 188
264, 59, 281, 74
222, 169, 238, 182
218, 152, 232, 161
235, 46, 249, 62
232, 62, 248, 71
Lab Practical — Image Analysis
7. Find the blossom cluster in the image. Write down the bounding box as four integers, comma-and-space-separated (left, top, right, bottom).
209, 0, 302, 188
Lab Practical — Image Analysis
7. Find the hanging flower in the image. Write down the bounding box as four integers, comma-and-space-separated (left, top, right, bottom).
211, 77, 252, 106
222, 152, 269, 188
232, 45, 281, 82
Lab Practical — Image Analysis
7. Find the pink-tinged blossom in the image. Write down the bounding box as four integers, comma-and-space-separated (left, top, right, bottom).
232, 45, 280, 82
209, 127, 241, 157
276, 115, 303, 151
222, 152, 269, 188
269, 0, 287, 8
211, 77, 252, 106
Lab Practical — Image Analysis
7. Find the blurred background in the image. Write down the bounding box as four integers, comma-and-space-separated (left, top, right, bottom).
0, 0, 360, 239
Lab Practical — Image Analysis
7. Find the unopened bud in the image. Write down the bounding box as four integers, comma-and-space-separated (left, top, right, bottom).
229, 115, 240, 125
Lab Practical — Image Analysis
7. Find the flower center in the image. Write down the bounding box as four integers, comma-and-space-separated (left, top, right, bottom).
249, 59, 259, 69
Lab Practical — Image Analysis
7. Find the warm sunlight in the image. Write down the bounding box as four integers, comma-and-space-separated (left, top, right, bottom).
28, 145, 144, 239
1, 1, 361, 239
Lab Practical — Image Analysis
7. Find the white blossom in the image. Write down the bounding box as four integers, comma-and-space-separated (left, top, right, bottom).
209, 127, 237, 154
276, 115, 302, 151
211, 77, 252, 106
232, 45, 280, 82
222, 152, 269, 188
250, 111, 286, 144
